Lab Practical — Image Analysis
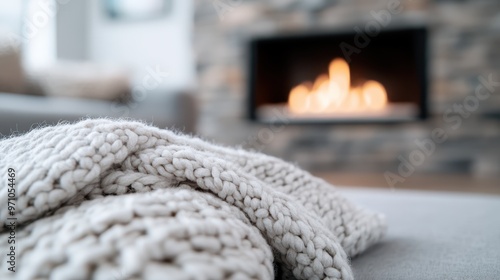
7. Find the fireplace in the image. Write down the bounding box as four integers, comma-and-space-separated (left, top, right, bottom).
247, 25, 428, 124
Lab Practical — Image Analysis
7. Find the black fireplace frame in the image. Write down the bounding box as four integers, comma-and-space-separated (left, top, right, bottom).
246, 24, 429, 124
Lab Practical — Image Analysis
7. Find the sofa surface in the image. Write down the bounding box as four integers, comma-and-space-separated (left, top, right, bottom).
0, 91, 197, 137
342, 187, 500, 280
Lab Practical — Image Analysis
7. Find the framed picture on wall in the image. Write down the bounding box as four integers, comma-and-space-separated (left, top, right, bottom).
104, 0, 172, 21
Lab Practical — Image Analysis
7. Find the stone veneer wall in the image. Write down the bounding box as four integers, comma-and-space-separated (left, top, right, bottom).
193, 0, 500, 177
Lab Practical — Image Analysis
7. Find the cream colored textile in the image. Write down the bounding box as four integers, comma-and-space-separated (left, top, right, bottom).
0, 119, 386, 279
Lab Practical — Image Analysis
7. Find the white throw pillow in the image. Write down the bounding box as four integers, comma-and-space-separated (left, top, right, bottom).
27, 61, 131, 101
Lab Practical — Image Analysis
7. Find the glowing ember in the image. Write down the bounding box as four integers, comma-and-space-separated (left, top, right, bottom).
288, 58, 388, 114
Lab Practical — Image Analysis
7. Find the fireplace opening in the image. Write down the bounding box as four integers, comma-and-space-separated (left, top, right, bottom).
247, 25, 428, 124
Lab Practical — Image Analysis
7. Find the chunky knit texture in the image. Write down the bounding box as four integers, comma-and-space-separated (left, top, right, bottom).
0, 119, 386, 280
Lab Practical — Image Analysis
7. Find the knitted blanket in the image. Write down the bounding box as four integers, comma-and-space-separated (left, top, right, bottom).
0, 119, 386, 280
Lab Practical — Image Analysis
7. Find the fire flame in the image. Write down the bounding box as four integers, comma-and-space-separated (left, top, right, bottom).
288, 58, 388, 114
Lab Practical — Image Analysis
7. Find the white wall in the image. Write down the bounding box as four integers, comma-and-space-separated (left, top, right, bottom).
85, 0, 194, 91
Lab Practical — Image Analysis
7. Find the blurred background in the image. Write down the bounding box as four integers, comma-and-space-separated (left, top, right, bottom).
0, 0, 499, 192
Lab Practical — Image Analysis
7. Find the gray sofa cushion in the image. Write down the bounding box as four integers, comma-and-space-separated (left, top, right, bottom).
340, 188, 500, 280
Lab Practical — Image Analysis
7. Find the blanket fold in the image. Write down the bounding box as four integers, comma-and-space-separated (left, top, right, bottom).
0, 119, 386, 280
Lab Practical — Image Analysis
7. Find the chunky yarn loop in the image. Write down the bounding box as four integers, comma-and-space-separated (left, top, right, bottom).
0, 119, 386, 280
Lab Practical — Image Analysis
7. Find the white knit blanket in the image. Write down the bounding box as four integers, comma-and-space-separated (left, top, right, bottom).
0, 119, 386, 280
